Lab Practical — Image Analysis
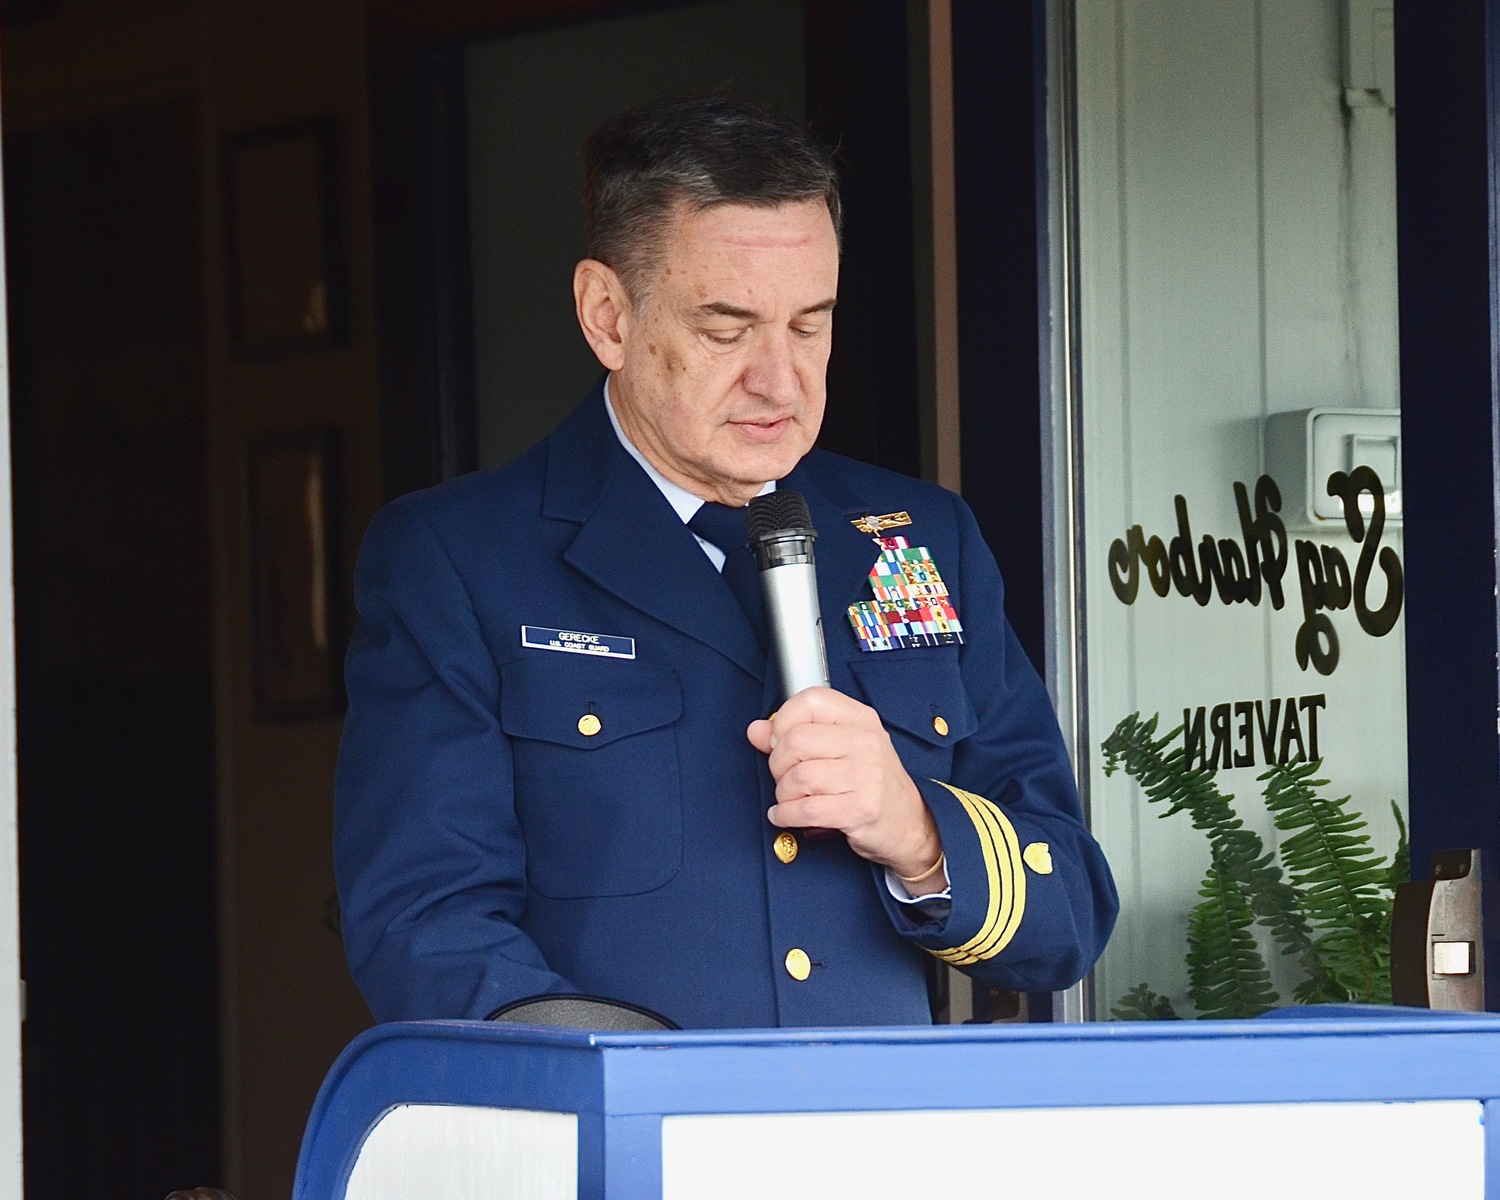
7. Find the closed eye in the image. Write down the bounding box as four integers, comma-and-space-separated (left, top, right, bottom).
702, 328, 748, 345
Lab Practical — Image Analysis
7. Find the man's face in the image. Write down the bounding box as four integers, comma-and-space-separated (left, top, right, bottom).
606, 200, 838, 506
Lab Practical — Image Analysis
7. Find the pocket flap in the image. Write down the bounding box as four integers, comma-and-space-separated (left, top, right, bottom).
500, 654, 682, 748
847, 653, 977, 747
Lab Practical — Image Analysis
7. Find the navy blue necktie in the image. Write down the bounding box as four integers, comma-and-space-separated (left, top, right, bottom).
688, 501, 768, 648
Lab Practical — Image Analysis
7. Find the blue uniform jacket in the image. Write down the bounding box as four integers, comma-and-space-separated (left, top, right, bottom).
335, 384, 1117, 1027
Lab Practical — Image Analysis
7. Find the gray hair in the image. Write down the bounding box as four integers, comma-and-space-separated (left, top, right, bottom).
582, 94, 841, 301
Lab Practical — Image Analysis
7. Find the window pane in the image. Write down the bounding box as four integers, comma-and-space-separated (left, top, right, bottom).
1069, 0, 1406, 1018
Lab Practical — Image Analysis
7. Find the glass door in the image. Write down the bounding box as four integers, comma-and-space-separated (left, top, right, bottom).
1053, 0, 1408, 1019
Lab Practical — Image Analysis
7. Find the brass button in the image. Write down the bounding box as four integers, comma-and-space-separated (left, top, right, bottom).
932, 715, 950, 737
773, 832, 799, 864
784, 948, 811, 981
577, 713, 602, 737
1023, 842, 1054, 875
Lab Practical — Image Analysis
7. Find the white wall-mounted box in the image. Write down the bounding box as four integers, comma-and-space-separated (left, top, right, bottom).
1264, 407, 1402, 530
1342, 0, 1396, 109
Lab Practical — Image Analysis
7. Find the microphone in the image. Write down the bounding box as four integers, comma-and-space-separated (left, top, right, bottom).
747, 490, 830, 700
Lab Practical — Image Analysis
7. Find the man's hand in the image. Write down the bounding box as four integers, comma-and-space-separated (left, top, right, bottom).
746, 687, 946, 896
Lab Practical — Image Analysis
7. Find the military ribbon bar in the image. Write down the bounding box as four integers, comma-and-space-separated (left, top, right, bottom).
847, 537, 964, 652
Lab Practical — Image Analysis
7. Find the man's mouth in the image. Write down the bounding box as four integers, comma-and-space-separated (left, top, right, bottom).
731, 416, 793, 442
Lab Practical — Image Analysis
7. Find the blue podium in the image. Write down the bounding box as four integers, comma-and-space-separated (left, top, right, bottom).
292, 1013, 1500, 1199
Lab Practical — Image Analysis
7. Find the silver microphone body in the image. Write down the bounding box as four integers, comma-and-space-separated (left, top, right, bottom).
756, 534, 830, 698
748, 493, 831, 701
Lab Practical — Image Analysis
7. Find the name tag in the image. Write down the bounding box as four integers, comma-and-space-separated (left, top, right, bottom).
521, 625, 636, 659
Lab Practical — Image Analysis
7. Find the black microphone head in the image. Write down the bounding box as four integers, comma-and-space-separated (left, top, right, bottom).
748, 489, 815, 542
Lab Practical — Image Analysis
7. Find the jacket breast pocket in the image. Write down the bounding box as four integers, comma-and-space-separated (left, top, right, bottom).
848, 653, 978, 782
500, 654, 683, 899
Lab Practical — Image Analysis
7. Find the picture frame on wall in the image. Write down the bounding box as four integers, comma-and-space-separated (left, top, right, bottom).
223, 118, 349, 359
247, 429, 345, 721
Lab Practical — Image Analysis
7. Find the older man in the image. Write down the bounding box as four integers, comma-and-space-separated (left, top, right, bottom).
335, 95, 1116, 1028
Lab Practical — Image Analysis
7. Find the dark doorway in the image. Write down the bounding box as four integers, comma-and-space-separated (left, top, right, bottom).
368, 0, 922, 497
5, 98, 219, 1196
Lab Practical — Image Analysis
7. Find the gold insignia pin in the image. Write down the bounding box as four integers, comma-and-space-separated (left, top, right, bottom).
1023, 842, 1054, 875
850, 510, 913, 535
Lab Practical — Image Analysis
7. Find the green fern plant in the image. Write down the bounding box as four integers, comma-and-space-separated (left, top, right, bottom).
1261, 759, 1393, 1003
1110, 982, 1178, 1021
1184, 859, 1281, 1018
1102, 712, 1408, 1019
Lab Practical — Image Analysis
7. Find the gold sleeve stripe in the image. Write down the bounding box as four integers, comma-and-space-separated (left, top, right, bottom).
940, 786, 1025, 962
948, 790, 1024, 962
927, 782, 1026, 965
927, 786, 1003, 966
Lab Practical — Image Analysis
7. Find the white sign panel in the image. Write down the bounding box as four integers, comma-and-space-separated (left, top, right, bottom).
663, 1101, 1481, 1200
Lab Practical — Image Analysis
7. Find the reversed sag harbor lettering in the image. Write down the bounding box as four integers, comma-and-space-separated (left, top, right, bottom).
1107, 467, 1403, 676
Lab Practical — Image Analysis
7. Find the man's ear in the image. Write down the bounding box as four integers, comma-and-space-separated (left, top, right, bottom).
574, 259, 631, 371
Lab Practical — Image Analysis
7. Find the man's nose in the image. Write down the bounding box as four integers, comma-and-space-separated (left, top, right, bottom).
743, 329, 801, 405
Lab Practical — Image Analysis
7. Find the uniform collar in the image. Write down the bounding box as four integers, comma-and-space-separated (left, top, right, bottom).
602, 376, 775, 524
540, 378, 893, 676
540, 379, 765, 679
